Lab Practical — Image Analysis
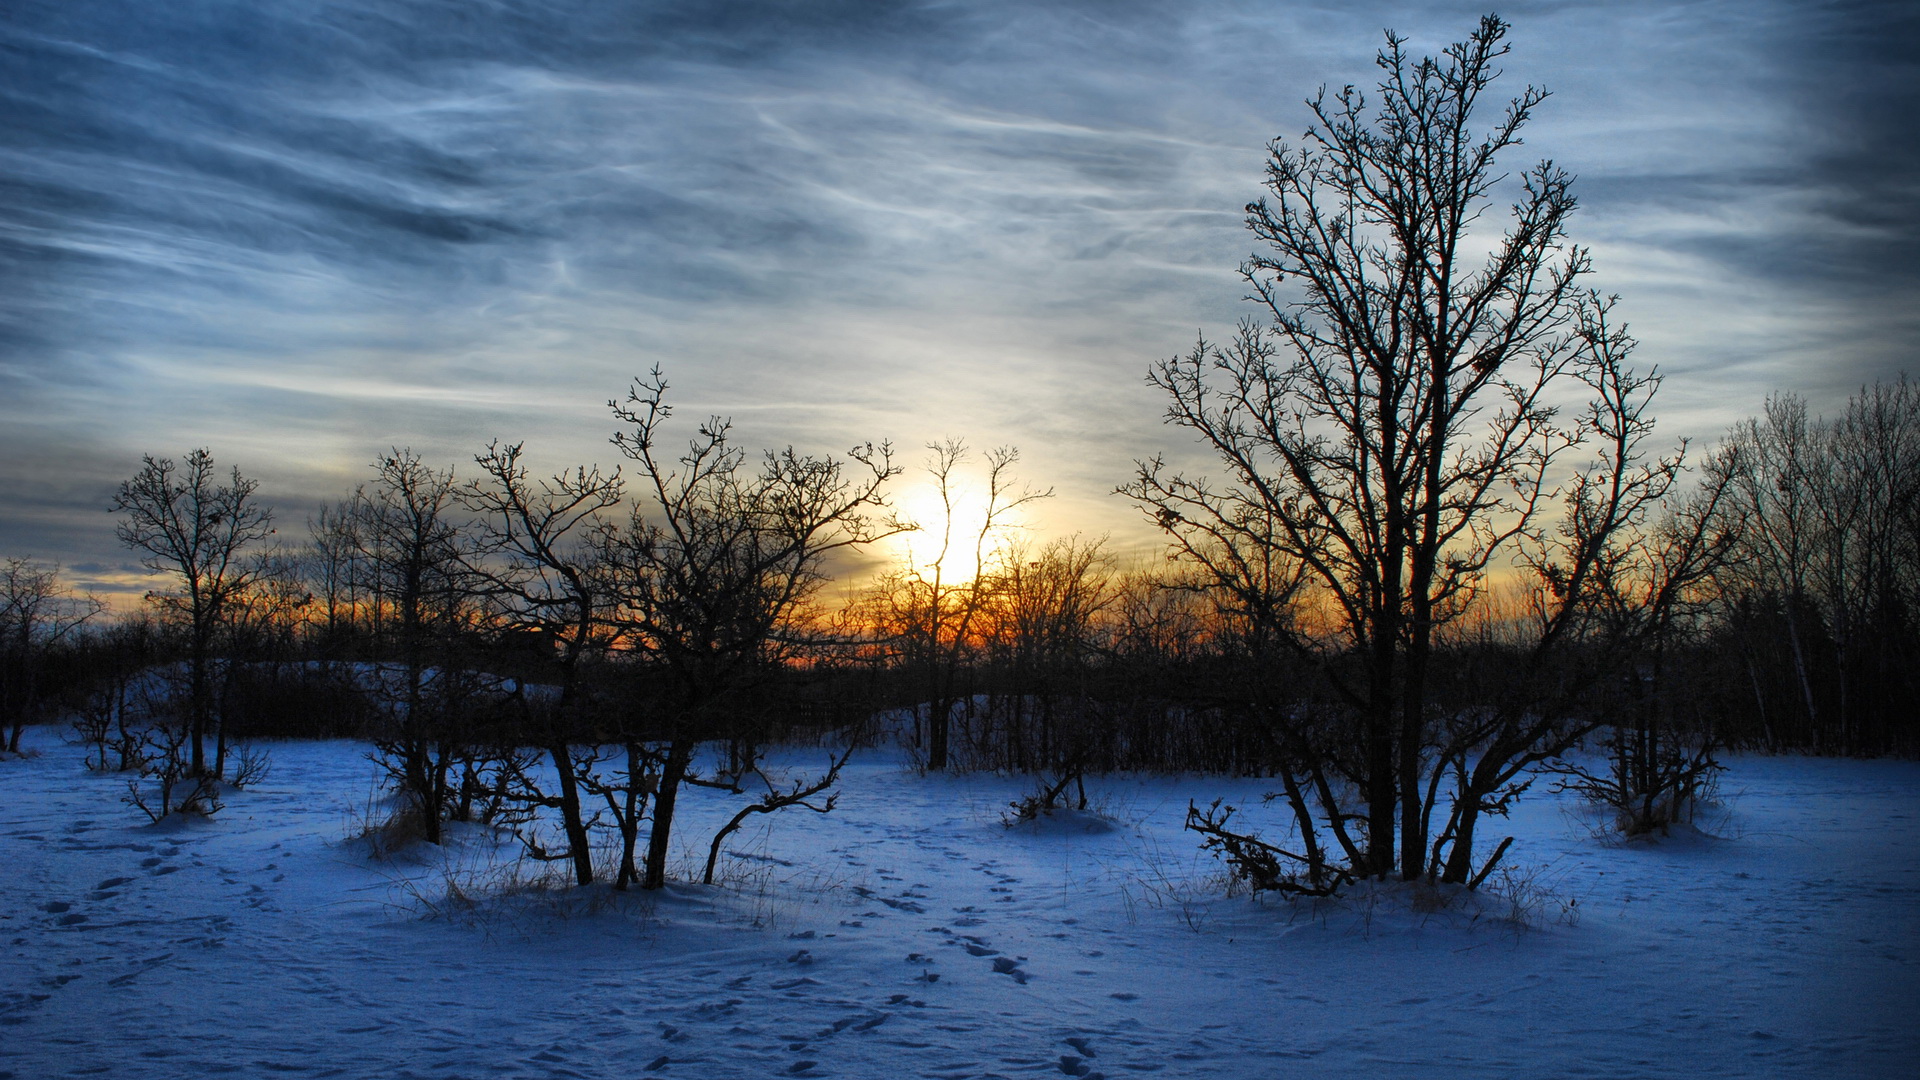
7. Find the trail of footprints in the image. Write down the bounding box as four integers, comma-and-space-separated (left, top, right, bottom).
652, 832, 1129, 1079
30, 818, 191, 932
640, 926, 1110, 1080
11, 816, 278, 1025
12, 799, 1137, 1074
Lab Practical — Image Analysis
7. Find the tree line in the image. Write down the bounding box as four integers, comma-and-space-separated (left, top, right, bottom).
3, 15, 1914, 897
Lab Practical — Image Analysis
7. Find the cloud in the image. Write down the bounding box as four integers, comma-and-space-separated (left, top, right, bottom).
2, 0, 1912, 578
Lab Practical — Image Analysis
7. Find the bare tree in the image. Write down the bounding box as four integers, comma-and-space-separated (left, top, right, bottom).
882, 441, 1049, 770
463, 441, 624, 886
72, 615, 159, 773
599, 368, 905, 890
976, 534, 1115, 775
113, 449, 273, 776
349, 449, 478, 845
306, 500, 363, 658
1124, 16, 1707, 885
1712, 378, 1920, 754
1, 559, 105, 754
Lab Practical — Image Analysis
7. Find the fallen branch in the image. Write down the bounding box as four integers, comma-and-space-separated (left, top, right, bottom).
702, 742, 856, 886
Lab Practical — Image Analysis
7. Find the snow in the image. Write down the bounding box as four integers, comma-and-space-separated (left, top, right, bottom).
4, 730, 1917, 1079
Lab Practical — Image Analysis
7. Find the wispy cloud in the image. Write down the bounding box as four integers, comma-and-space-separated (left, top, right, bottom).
2, 0, 1912, 588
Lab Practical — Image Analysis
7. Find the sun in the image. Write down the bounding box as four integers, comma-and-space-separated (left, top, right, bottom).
886, 480, 993, 584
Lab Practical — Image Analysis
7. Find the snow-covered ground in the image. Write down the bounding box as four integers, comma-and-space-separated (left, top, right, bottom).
4, 729, 1917, 1079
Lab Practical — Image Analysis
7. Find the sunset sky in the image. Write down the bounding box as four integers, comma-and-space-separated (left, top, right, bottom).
3, 0, 1914, 596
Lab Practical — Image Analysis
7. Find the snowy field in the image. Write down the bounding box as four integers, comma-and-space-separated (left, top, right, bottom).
4, 729, 1918, 1080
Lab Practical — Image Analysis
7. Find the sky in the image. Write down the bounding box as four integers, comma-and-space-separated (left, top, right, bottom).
3, 0, 1915, 597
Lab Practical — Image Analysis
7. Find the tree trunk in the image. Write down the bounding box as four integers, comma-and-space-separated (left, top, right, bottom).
188, 635, 209, 777
615, 742, 647, 890
927, 697, 949, 771
642, 736, 693, 890
1398, 643, 1431, 881
548, 743, 595, 886
1441, 795, 1481, 885
1366, 624, 1399, 879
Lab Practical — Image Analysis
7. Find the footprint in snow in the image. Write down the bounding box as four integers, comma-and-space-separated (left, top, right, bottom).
992, 957, 1029, 984
96, 877, 134, 890
821, 1015, 867, 1035
40, 901, 70, 914
1058, 1054, 1098, 1077
0, 990, 54, 1023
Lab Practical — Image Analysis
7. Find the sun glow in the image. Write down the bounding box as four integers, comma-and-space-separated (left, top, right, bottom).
884, 480, 997, 585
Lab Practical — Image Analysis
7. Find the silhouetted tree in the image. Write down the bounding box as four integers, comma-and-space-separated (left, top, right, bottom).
880, 441, 1048, 770
463, 440, 623, 886
349, 449, 477, 844
1124, 16, 1714, 886
1, 559, 105, 753
1711, 378, 1920, 753
598, 368, 904, 890
113, 449, 273, 776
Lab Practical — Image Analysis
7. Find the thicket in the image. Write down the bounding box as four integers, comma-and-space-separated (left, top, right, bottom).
8, 373, 1911, 885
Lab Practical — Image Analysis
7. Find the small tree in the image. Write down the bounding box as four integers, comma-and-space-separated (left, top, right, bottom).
113, 449, 273, 776
1, 559, 105, 754
349, 449, 479, 845
72, 615, 160, 773
599, 368, 905, 890
463, 440, 624, 886
975, 534, 1115, 776
881, 441, 1049, 770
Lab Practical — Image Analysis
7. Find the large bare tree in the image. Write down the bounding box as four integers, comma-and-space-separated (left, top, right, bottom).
1124, 16, 1709, 884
